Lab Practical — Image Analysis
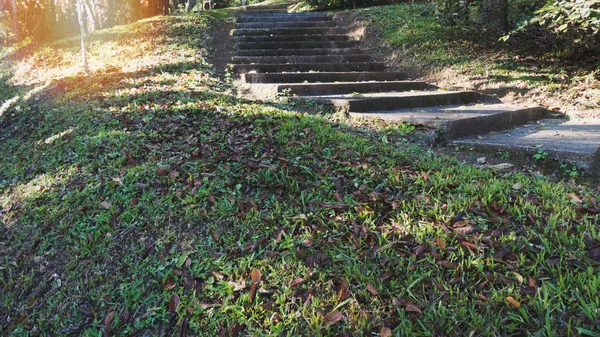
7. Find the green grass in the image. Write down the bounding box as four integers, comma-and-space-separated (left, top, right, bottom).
357, 3, 600, 110
1, 8, 600, 337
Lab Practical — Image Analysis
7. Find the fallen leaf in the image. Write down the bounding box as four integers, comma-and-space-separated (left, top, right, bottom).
212, 271, 224, 280
478, 294, 488, 301
405, 304, 421, 314
102, 311, 116, 326
290, 278, 304, 288
567, 193, 582, 203
338, 278, 350, 302
381, 327, 392, 337
180, 315, 189, 337
506, 296, 520, 308
366, 283, 379, 295
438, 260, 457, 269
168, 294, 180, 313
228, 279, 246, 291
323, 311, 343, 326
251, 269, 262, 283
520, 286, 537, 295
156, 169, 169, 176
249, 283, 258, 301
164, 277, 176, 291
436, 237, 446, 250
453, 226, 474, 234
588, 246, 600, 261
99, 201, 112, 210
381, 271, 393, 281
512, 272, 524, 285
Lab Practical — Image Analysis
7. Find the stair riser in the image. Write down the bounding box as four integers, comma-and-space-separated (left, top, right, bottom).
232, 28, 347, 36
237, 41, 356, 50
301, 92, 479, 112
235, 14, 332, 22
232, 63, 386, 73
233, 35, 349, 42
232, 54, 370, 64
444, 108, 545, 140
235, 48, 361, 56
278, 82, 429, 96
235, 21, 337, 29
243, 72, 407, 83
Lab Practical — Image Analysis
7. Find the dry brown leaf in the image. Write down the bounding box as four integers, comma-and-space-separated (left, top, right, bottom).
212, 271, 224, 280
290, 277, 304, 287
405, 304, 422, 314
381, 271, 393, 281
381, 327, 392, 337
156, 169, 169, 176
506, 296, 520, 308
366, 283, 379, 295
323, 311, 343, 326
438, 260, 457, 269
567, 193, 583, 203
168, 294, 180, 313
251, 269, 262, 283
164, 277, 176, 291
102, 311, 116, 326
436, 237, 446, 250
478, 294, 488, 301
99, 201, 112, 210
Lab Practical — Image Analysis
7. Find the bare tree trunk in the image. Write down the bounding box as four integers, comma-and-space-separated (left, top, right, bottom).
10, 0, 20, 41
82, 0, 98, 32
482, 0, 508, 33
76, 0, 89, 74
186, 0, 197, 12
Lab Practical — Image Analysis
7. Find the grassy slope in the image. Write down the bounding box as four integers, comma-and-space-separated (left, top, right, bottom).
357, 3, 600, 115
1, 9, 600, 337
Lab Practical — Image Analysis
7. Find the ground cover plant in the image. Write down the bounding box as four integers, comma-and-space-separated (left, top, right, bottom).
1, 7, 600, 337
356, 2, 600, 115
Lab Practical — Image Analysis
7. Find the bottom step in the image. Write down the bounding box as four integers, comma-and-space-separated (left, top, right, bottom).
351, 103, 545, 140
452, 117, 600, 173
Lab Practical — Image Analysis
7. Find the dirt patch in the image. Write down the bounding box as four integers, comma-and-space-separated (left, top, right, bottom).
333, 11, 422, 80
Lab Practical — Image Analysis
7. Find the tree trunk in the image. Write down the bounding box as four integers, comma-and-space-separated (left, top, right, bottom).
76, 0, 89, 74
10, 0, 20, 41
482, 0, 508, 33
186, 0, 197, 12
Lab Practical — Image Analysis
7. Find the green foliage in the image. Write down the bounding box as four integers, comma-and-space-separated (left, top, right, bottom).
520, 0, 599, 46
533, 147, 549, 160
432, 0, 476, 25
302, 0, 386, 10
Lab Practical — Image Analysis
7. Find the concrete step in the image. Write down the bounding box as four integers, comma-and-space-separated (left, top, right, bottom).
241, 4, 290, 11
235, 21, 337, 29
244, 81, 430, 98
243, 71, 407, 83
233, 35, 349, 42
236, 40, 356, 50
352, 103, 545, 140
292, 91, 479, 112
452, 117, 600, 173
232, 62, 386, 73
235, 48, 361, 56
235, 13, 331, 22
231, 54, 370, 64
232, 27, 347, 36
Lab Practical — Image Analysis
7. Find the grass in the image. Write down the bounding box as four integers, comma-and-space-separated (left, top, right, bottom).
356, 2, 600, 112
1, 6, 600, 337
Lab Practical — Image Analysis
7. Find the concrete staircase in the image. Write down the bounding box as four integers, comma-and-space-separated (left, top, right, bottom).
230, 4, 546, 142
